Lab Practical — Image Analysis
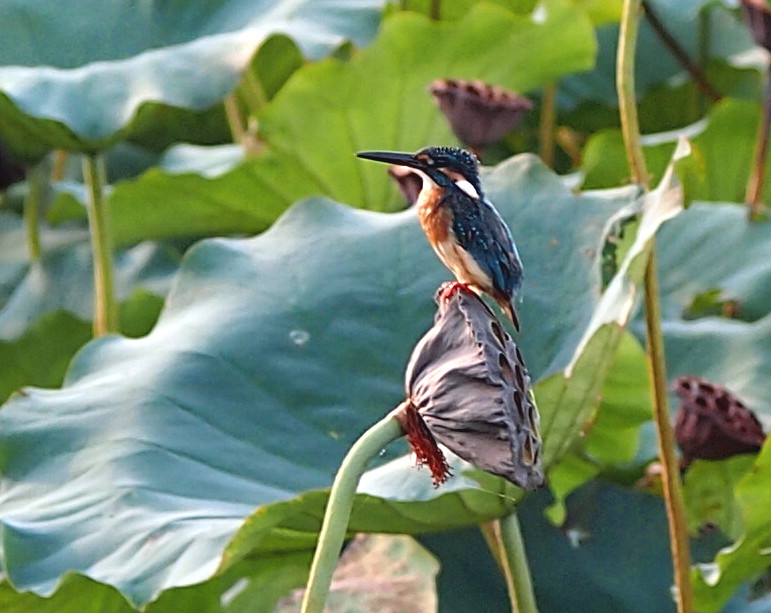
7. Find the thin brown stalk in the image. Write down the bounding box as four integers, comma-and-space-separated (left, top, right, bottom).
642, 0, 722, 102
538, 82, 556, 169
746, 74, 771, 219
618, 2, 693, 612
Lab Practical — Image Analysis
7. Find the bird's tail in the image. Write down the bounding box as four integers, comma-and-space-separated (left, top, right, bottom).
502, 300, 520, 332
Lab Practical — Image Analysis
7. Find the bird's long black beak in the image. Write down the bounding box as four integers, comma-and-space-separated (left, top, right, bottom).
356, 150, 424, 170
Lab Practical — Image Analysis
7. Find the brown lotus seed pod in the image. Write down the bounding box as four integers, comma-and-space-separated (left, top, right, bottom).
673, 376, 765, 469
387, 165, 422, 206
399, 281, 544, 490
428, 78, 533, 150
741, 0, 771, 52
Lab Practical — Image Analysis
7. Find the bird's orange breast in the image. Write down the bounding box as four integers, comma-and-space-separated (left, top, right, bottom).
417, 186, 450, 245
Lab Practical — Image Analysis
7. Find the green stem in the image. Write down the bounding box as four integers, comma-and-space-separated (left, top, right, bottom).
83, 153, 119, 336
24, 164, 44, 261
538, 82, 557, 169
300, 410, 405, 613
746, 73, 771, 220
617, 0, 649, 189
499, 511, 539, 613
643, 250, 693, 613
223, 95, 246, 145
242, 69, 268, 112
617, 2, 693, 612
51, 150, 68, 182
430, 0, 440, 20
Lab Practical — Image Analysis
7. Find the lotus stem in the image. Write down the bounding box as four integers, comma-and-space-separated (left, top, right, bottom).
24, 164, 44, 261
300, 409, 405, 613
83, 153, 118, 336
51, 150, 69, 182
642, 0, 721, 103
617, 2, 693, 612
746, 73, 771, 220
499, 510, 539, 613
430, 0, 440, 20
223, 94, 246, 145
538, 82, 557, 169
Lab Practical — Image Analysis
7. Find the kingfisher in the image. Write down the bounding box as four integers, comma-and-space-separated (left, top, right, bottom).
357, 146, 524, 330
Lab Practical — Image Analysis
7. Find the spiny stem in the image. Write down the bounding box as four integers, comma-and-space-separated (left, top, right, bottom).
617, 2, 693, 612
538, 82, 557, 169
300, 410, 405, 613
746, 73, 771, 220
24, 164, 44, 261
83, 153, 119, 336
499, 511, 539, 613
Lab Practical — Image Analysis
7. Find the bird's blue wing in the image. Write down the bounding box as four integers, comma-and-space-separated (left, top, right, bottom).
448, 193, 523, 299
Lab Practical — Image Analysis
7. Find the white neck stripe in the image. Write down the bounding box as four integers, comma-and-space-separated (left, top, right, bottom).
454, 179, 480, 199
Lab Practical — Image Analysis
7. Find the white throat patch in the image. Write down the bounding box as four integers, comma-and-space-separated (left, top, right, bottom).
454, 179, 480, 199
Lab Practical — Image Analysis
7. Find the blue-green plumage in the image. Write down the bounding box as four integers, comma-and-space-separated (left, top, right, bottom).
357, 146, 523, 330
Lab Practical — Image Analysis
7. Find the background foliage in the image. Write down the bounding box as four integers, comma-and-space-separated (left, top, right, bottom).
0, 1, 769, 612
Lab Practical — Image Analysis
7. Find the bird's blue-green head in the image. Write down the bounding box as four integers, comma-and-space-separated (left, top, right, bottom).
357, 146, 483, 199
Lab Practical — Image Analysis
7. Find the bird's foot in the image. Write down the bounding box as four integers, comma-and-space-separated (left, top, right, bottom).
438, 281, 473, 302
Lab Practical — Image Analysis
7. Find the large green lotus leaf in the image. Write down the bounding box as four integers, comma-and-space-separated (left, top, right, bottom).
581, 100, 771, 205
421, 481, 729, 613
0, 312, 91, 404
560, 1, 755, 114
635, 203, 771, 612
0, 155, 642, 606
0, 290, 167, 406
0, 238, 178, 340
0, 213, 178, 402
683, 456, 756, 541
544, 331, 652, 525
652, 203, 771, 416
0, 0, 385, 158
69, 1, 597, 247
537, 141, 685, 469
692, 439, 771, 612
0, 550, 313, 613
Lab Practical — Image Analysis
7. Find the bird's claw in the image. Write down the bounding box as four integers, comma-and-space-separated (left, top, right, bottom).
438, 281, 473, 302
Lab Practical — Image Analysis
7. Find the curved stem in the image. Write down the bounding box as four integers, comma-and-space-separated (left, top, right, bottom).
499, 510, 539, 613
617, 2, 693, 612
83, 153, 118, 336
24, 164, 44, 261
300, 411, 405, 613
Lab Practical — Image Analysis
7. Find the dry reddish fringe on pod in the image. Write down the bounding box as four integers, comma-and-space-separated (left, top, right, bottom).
395, 282, 544, 490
